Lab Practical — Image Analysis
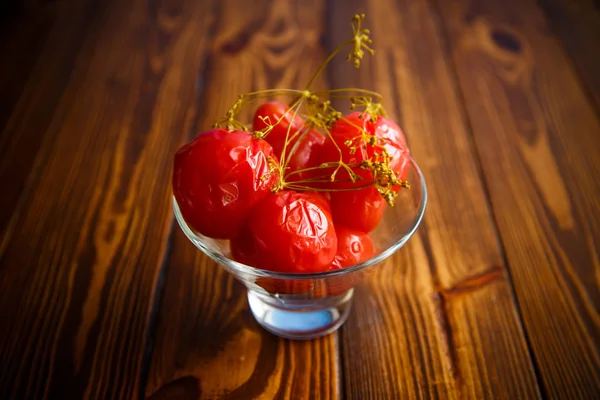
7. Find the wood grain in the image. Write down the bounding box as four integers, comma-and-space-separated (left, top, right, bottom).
538, 0, 600, 110
0, 0, 102, 236
0, 0, 214, 397
146, 232, 339, 400
144, 1, 341, 398
435, 0, 600, 397
328, 0, 541, 398
1, 0, 597, 397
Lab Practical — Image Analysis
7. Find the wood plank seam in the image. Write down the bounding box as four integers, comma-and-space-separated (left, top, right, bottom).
420, 225, 506, 381
188, 0, 222, 138
419, 227, 462, 385
425, 0, 550, 395
140, 0, 220, 396
138, 224, 176, 400
428, 0, 600, 396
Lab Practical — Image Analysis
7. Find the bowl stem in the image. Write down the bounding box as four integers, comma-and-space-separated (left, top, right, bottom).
247, 288, 354, 340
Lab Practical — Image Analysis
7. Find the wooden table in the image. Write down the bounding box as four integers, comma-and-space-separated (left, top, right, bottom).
1, 0, 599, 398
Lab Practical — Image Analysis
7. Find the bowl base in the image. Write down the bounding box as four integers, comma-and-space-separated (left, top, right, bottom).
247, 289, 354, 340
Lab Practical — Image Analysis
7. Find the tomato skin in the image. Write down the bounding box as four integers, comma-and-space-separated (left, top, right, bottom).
284, 130, 326, 184
372, 115, 410, 180
329, 226, 376, 269
252, 101, 305, 157
173, 129, 278, 239
318, 114, 372, 188
308, 192, 332, 215
242, 190, 338, 273
319, 112, 410, 187
253, 101, 326, 183
230, 224, 258, 266
231, 231, 317, 294
334, 112, 409, 168
329, 187, 386, 233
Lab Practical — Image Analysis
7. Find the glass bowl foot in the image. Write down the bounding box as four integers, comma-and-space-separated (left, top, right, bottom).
247, 289, 354, 340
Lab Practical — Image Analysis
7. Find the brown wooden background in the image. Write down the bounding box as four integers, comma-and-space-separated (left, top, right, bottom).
1, 0, 599, 398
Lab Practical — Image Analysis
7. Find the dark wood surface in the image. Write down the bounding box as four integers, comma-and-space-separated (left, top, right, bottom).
436, 0, 600, 397
0, 0, 598, 399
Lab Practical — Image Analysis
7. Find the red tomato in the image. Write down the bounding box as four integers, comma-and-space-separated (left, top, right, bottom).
318, 115, 372, 188
308, 192, 332, 215
329, 226, 376, 269
329, 187, 386, 233
253, 102, 327, 184
336, 112, 409, 170
283, 129, 326, 184
173, 129, 278, 239
230, 193, 331, 267
231, 227, 315, 294
372, 115, 411, 180
252, 101, 306, 157
242, 191, 338, 273
230, 224, 257, 266
319, 112, 410, 187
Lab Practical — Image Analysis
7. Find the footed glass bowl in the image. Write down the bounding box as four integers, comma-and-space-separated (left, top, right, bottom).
173, 158, 427, 339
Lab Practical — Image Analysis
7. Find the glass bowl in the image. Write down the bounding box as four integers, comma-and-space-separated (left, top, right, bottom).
173, 157, 427, 339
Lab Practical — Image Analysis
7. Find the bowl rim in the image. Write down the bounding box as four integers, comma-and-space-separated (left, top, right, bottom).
173, 156, 428, 280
